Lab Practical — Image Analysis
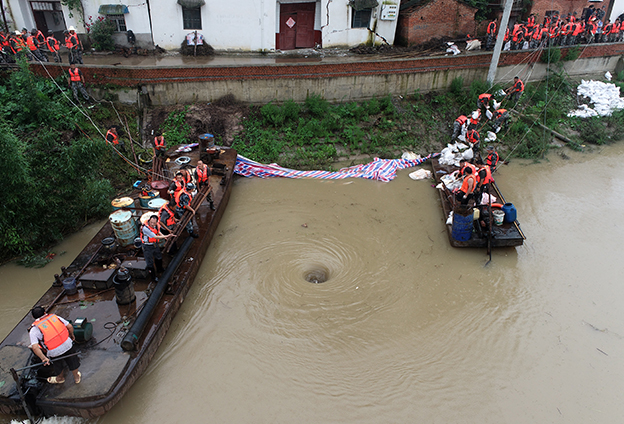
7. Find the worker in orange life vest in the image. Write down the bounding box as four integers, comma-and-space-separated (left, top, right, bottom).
466, 128, 480, 151
491, 108, 509, 133
452, 115, 468, 141
486, 19, 497, 50
477, 93, 493, 116
458, 159, 476, 178
153, 132, 167, 158
105, 126, 126, 152
68, 63, 91, 103
26, 30, 48, 62
158, 200, 178, 233
175, 183, 198, 237
29, 306, 81, 384
506, 76, 524, 105
66, 26, 83, 64
46, 30, 62, 63
194, 160, 215, 210
168, 172, 186, 196
455, 166, 477, 205
10, 31, 31, 60
476, 164, 494, 200
485, 146, 500, 171
468, 110, 480, 130
141, 215, 173, 280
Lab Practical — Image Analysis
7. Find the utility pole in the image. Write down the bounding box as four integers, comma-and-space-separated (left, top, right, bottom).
487, 0, 514, 86
0, 0, 9, 33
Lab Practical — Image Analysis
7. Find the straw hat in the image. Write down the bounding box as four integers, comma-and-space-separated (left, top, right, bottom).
68, 26, 76, 31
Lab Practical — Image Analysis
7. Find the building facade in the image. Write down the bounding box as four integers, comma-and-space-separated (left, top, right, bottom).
2, 0, 401, 51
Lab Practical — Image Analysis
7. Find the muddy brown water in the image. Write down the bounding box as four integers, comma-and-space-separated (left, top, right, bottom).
2, 144, 624, 423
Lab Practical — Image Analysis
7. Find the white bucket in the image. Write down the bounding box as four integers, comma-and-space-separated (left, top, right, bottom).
492, 210, 505, 226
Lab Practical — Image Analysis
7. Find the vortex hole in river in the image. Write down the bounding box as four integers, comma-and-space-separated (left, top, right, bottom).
303, 265, 329, 284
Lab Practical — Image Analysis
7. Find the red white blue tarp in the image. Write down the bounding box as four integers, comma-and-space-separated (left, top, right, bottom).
234, 153, 438, 183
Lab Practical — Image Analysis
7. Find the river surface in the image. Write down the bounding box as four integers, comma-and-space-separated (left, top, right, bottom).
2, 143, 624, 424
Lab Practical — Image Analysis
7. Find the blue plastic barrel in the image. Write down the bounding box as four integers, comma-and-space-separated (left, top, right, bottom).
63, 277, 77, 295
502, 203, 517, 223
452, 208, 473, 241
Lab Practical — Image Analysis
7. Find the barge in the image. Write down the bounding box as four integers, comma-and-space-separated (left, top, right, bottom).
431, 157, 525, 248
0, 144, 237, 419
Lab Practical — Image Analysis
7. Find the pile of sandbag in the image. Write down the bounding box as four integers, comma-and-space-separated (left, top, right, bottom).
438, 142, 473, 167
568, 80, 624, 118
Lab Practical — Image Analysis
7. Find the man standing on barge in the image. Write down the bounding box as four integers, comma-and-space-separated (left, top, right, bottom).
141, 215, 173, 281
29, 306, 81, 385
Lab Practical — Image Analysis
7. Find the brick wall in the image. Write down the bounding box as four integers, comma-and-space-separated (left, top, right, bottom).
530, 0, 594, 24
396, 0, 478, 46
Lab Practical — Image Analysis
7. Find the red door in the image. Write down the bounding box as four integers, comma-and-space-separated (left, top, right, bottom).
280, 12, 297, 50
279, 3, 316, 50
295, 10, 315, 48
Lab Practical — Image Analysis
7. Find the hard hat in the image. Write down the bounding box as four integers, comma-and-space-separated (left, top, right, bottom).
68, 26, 76, 31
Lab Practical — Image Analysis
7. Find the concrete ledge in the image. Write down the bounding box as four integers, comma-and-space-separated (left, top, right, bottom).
28, 44, 624, 105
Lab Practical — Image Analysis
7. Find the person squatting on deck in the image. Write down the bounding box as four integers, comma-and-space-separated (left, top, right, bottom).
29, 307, 81, 385
485, 146, 500, 172
141, 215, 174, 281
456, 167, 477, 205
194, 160, 215, 210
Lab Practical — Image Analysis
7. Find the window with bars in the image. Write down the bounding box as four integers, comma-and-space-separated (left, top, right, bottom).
182, 7, 202, 30
108, 14, 127, 32
351, 8, 371, 28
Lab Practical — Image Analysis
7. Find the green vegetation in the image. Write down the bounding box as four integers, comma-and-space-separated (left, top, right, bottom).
89, 16, 116, 51
0, 60, 139, 260
160, 106, 192, 145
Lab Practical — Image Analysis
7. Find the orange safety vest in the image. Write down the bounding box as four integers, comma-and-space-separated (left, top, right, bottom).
26, 35, 37, 51
461, 174, 477, 194
527, 16, 535, 27
196, 165, 209, 184
34, 30, 45, 45
158, 204, 176, 227
467, 129, 480, 146
106, 129, 119, 145
456, 115, 468, 125
478, 93, 492, 106
69, 67, 82, 82
154, 136, 165, 150
514, 79, 524, 93
469, 112, 480, 126
460, 162, 476, 177
69, 33, 79, 48
65, 35, 73, 49
172, 179, 184, 193
46, 36, 59, 52
495, 109, 507, 118
486, 151, 499, 168
34, 314, 69, 351
174, 188, 192, 209
478, 166, 493, 184
0, 33, 9, 48
141, 222, 160, 244
12, 36, 26, 52
487, 21, 497, 34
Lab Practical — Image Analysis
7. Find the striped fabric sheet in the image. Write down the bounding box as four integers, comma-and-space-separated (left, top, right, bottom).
234, 153, 438, 183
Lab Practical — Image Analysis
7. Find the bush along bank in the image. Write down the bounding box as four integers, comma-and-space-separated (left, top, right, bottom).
231, 72, 624, 170
0, 59, 144, 263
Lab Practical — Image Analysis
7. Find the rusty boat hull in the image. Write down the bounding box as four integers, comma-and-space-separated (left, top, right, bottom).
0, 147, 237, 418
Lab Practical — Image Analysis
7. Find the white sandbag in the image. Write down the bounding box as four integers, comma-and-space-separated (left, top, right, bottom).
480, 192, 497, 205
401, 151, 420, 160
446, 211, 454, 225
409, 169, 432, 180
462, 148, 474, 160
485, 131, 497, 142
568, 79, 624, 118
485, 109, 493, 120
605, 71, 612, 81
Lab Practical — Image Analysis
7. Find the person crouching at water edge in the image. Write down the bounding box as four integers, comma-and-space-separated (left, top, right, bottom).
141, 215, 174, 281
29, 306, 82, 384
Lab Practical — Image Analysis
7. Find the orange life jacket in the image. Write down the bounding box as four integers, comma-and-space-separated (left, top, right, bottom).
196, 165, 209, 184
478, 93, 492, 104
467, 129, 480, 146
65, 35, 73, 49
478, 166, 493, 185
495, 109, 507, 118
141, 222, 160, 244
46, 36, 59, 52
34, 30, 45, 45
69, 68, 81, 82
69, 33, 79, 48
461, 174, 477, 194
154, 136, 165, 150
455, 115, 468, 125
469, 112, 480, 126
514, 79, 524, 93
26, 35, 37, 51
158, 204, 176, 227
172, 179, 184, 193
12, 36, 26, 52
487, 21, 497, 35
527, 16, 535, 27
0, 33, 9, 48
175, 188, 192, 209
106, 129, 119, 144
460, 162, 476, 177
34, 314, 69, 351
486, 151, 499, 168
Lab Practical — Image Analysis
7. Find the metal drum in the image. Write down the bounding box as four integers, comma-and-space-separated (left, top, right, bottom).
111, 197, 134, 211
151, 180, 170, 200
148, 198, 168, 210
109, 210, 138, 247
139, 191, 159, 208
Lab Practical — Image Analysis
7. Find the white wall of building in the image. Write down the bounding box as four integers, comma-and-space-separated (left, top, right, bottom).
610, 0, 624, 21
151, 0, 276, 51
321, 0, 399, 48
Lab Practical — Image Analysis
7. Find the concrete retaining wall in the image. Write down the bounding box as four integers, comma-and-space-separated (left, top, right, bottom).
31, 44, 624, 105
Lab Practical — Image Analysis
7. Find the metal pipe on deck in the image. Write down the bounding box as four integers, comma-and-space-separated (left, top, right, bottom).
121, 236, 194, 351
